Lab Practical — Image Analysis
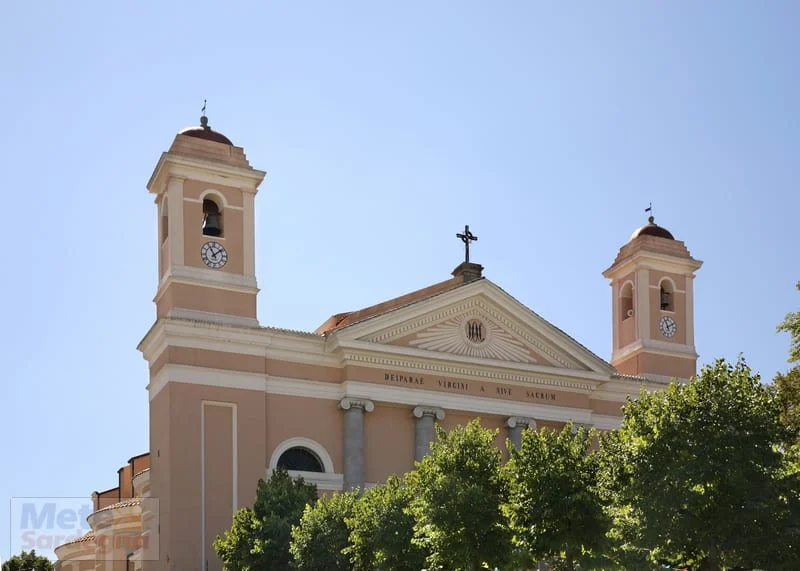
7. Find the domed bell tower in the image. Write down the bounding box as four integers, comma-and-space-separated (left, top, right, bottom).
146, 114, 266, 327
603, 213, 702, 383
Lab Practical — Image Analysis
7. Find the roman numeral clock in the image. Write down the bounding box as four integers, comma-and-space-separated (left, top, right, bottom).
201, 241, 228, 269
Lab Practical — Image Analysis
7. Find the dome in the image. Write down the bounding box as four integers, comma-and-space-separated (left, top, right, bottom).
177, 116, 233, 145
629, 216, 675, 241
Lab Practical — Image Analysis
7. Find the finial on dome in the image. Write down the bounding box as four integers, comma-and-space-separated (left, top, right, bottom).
645, 202, 654, 224
200, 99, 209, 129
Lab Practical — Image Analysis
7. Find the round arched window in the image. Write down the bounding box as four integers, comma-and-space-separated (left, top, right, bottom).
276, 447, 324, 473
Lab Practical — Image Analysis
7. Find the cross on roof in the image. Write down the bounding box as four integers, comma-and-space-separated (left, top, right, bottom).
456, 225, 478, 263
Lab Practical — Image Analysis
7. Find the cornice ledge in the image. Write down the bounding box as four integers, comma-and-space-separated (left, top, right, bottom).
157, 152, 266, 184
160, 265, 259, 292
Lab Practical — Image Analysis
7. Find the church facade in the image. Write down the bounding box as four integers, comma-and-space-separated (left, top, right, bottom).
54, 117, 702, 571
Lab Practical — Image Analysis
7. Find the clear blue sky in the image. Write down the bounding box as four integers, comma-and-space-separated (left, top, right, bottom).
2, 0, 798, 561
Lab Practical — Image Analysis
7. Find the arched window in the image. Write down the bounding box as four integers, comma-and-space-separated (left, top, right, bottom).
620, 282, 634, 320
202, 198, 223, 237
276, 447, 324, 473
659, 279, 674, 311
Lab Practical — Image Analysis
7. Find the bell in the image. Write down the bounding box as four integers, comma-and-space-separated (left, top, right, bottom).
202, 213, 222, 236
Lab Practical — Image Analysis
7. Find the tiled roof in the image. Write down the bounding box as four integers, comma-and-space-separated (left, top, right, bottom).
59, 531, 95, 546
315, 276, 472, 335
133, 468, 150, 479
94, 498, 143, 513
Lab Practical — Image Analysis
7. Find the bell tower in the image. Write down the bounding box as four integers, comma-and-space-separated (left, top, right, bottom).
603, 214, 702, 383
146, 114, 266, 327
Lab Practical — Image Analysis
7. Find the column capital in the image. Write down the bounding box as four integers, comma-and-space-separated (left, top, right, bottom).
339, 397, 374, 412
506, 416, 537, 429
412, 406, 445, 420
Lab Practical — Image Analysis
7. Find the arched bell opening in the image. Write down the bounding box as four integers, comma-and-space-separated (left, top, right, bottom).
620, 282, 634, 321
202, 198, 223, 237
659, 278, 675, 312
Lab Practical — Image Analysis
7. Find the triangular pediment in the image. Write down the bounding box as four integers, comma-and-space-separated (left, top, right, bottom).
330, 280, 614, 375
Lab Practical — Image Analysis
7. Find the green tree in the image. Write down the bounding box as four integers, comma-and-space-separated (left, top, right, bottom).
505, 422, 611, 571
406, 419, 512, 571
2, 551, 53, 571
345, 475, 425, 571
290, 490, 358, 570
773, 367, 800, 453
777, 280, 800, 364
775, 280, 800, 457
214, 467, 318, 571
600, 357, 799, 571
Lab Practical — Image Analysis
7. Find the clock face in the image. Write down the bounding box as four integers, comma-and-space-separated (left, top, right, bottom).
201, 241, 228, 269
659, 316, 677, 338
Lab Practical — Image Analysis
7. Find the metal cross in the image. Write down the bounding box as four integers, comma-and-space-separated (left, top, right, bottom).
456, 225, 478, 263
201, 99, 207, 116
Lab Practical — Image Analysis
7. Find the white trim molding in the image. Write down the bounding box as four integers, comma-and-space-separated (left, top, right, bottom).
160, 264, 259, 292
267, 437, 342, 491
166, 308, 259, 328
612, 338, 699, 363
200, 400, 238, 571
269, 437, 335, 473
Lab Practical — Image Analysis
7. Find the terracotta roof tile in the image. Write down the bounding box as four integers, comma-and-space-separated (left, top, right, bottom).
95, 498, 143, 513
59, 531, 95, 546
133, 468, 150, 479
315, 276, 471, 335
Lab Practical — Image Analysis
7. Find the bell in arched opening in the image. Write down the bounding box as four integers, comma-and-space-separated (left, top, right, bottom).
202, 198, 223, 237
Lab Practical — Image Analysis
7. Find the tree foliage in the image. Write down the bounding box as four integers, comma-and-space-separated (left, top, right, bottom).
600, 357, 800, 571
406, 418, 511, 571
2, 551, 53, 571
214, 467, 318, 571
290, 490, 358, 570
345, 475, 425, 571
774, 280, 800, 463
777, 280, 800, 364
505, 422, 611, 571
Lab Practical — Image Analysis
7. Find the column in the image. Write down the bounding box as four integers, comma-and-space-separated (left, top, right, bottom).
506, 416, 537, 450
412, 406, 445, 461
339, 397, 374, 491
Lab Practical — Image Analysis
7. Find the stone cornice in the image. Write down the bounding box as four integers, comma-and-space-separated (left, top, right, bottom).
137, 317, 327, 364
604, 248, 703, 279
612, 338, 699, 364
147, 151, 266, 195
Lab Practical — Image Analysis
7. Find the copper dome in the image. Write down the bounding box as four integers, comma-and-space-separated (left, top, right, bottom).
178, 116, 233, 146
629, 216, 675, 241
